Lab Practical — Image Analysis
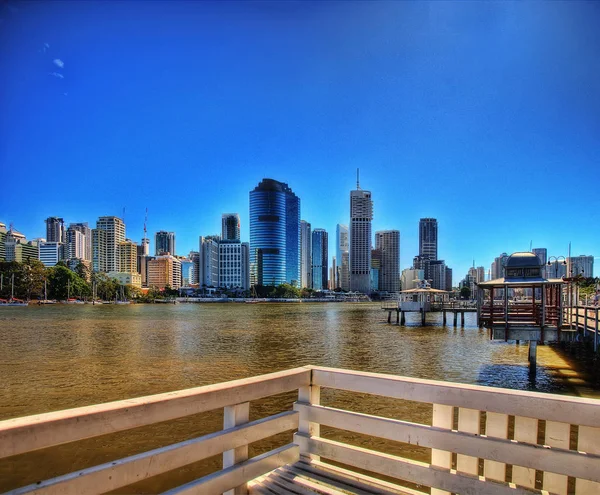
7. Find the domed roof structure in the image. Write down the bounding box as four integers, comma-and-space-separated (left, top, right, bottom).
505, 252, 542, 269
504, 252, 542, 279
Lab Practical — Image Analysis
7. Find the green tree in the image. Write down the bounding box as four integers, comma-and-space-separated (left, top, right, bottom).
22, 259, 46, 300
460, 286, 471, 300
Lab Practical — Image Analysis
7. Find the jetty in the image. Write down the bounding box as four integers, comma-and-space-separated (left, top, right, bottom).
382, 280, 476, 326
384, 252, 599, 369
1, 365, 599, 494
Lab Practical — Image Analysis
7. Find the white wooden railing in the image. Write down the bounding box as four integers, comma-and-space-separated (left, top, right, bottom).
1, 366, 600, 494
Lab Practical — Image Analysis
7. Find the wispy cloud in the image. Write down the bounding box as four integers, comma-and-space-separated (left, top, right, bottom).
44, 42, 50, 49
53, 59, 64, 68
49, 72, 64, 79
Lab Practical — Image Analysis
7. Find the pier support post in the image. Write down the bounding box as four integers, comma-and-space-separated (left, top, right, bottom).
461, 311, 465, 327
443, 311, 447, 326
421, 309, 426, 325
453, 312, 458, 327
528, 341, 537, 375
396, 310, 399, 324
401, 311, 405, 326
584, 309, 588, 339
387, 311, 391, 324
223, 402, 250, 495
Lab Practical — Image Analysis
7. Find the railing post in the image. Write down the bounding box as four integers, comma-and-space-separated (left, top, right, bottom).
594, 308, 600, 352
298, 373, 320, 461
223, 402, 250, 495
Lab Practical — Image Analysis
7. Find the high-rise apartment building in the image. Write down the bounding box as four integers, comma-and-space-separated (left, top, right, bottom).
155, 231, 175, 256
349, 186, 373, 293
218, 240, 250, 290
249, 179, 300, 287
491, 252, 509, 280
336, 224, 348, 290
119, 240, 138, 273
430, 260, 447, 291
189, 251, 200, 285
94, 216, 125, 273
375, 230, 400, 293
567, 255, 594, 278
45, 217, 66, 244
445, 267, 453, 291
67, 229, 86, 261
300, 220, 312, 288
419, 218, 438, 261
92, 229, 107, 273
67, 223, 92, 261
311, 229, 328, 290
199, 236, 220, 288
222, 214, 241, 241
340, 252, 350, 291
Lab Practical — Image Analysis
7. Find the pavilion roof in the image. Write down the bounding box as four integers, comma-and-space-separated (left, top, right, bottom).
477, 277, 565, 287
400, 287, 449, 294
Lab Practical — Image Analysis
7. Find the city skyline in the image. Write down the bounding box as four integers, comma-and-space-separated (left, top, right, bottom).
1, 2, 599, 280
1, 173, 597, 283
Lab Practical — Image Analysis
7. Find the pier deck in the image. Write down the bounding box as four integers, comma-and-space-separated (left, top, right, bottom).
2, 366, 600, 495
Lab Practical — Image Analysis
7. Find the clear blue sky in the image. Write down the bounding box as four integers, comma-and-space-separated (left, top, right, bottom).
1, 1, 598, 281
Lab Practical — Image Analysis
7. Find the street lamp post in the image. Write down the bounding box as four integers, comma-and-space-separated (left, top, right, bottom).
547, 256, 567, 279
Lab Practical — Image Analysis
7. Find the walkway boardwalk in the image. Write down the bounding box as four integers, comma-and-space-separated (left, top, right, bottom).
2, 366, 600, 495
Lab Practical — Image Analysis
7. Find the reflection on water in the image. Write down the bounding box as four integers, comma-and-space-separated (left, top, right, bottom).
0, 303, 597, 492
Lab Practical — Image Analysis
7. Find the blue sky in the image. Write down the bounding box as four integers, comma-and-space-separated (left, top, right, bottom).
1, 1, 598, 281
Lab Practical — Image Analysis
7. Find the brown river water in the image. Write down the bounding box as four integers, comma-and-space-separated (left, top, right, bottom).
1, 303, 598, 492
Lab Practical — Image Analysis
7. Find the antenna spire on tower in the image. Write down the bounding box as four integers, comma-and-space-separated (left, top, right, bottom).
144, 207, 148, 239
356, 168, 360, 189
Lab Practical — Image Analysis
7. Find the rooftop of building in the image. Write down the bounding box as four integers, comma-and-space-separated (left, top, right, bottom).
253, 178, 294, 194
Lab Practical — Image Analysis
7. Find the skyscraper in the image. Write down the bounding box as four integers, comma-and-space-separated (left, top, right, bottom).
419, 218, 438, 261
300, 220, 312, 288
155, 231, 175, 256
249, 178, 300, 287
118, 240, 138, 273
567, 255, 594, 278
336, 224, 348, 289
532, 248, 547, 277
199, 236, 220, 288
222, 213, 241, 241
45, 217, 66, 244
94, 216, 125, 273
350, 183, 373, 294
67, 223, 92, 262
311, 228, 328, 290
375, 230, 400, 293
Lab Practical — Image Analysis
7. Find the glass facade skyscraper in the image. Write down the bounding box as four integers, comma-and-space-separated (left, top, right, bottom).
155, 231, 175, 256
418, 218, 437, 261
249, 179, 300, 287
311, 228, 328, 290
